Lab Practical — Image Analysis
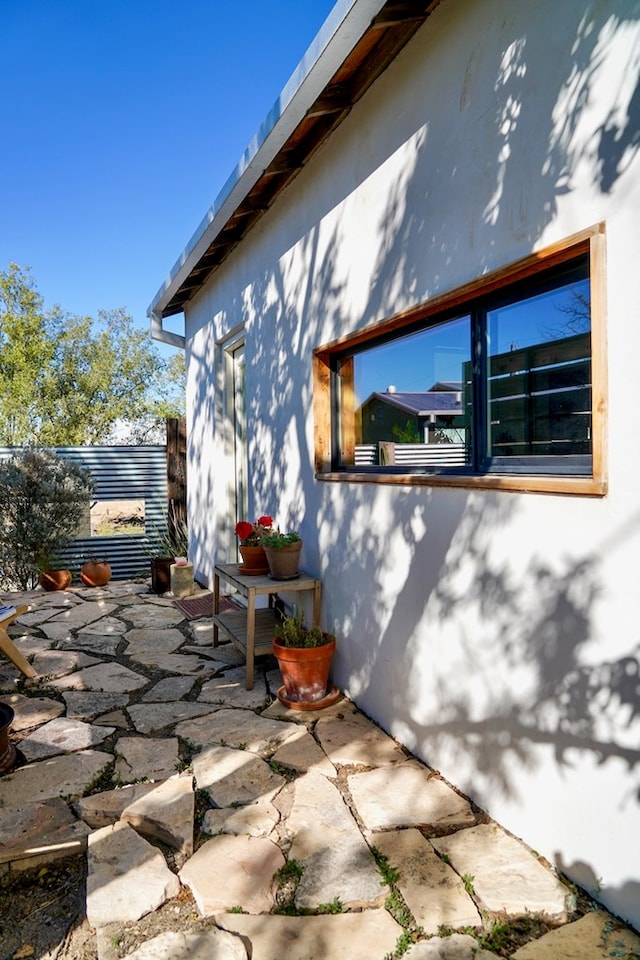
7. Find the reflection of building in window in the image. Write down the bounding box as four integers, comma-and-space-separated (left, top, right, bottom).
357, 382, 464, 445
90, 500, 146, 537
484, 331, 591, 458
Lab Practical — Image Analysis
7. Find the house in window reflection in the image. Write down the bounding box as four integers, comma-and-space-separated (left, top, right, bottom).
357, 382, 464, 445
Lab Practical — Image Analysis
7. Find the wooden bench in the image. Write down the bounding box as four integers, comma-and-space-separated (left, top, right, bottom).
0, 604, 37, 678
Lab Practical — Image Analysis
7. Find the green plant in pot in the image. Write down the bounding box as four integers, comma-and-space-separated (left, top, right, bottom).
273, 611, 337, 709
146, 502, 188, 594
262, 528, 302, 580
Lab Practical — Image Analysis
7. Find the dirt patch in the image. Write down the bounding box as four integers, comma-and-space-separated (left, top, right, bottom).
0, 855, 222, 960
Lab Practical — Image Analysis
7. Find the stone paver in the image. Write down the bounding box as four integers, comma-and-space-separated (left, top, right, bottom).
0, 749, 113, 805
315, 708, 407, 766
114, 735, 180, 782
124, 627, 186, 655
141, 676, 196, 701
404, 935, 501, 959
121, 929, 248, 960
216, 909, 404, 960
49, 661, 149, 693
192, 745, 286, 807
511, 910, 640, 958
199, 666, 269, 708
373, 829, 481, 932
76, 616, 128, 636
202, 801, 280, 838
63, 690, 130, 720
432, 824, 572, 922
0, 797, 91, 864
127, 701, 213, 734
30, 649, 101, 679
1, 692, 65, 729
121, 774, 194, 859
57, 632, 122, 655
47, 600, 118, 627
128, 651, 215, 675
271, 727, 337, 777
176, 707, 298, 756
75, 783, 157, 828
19, 716, 115, 761
121, 604, 185, 628
284, 770, 388, 910
348, 763, 475, 832
2, 580, 638, 959
87, 821, 180, 927
179, 834, 285, 915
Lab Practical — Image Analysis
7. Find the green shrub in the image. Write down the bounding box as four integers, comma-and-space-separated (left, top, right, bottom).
0, 447, 92, 589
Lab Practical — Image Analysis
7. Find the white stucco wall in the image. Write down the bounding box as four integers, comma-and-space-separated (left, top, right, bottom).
182, 0, 640, 928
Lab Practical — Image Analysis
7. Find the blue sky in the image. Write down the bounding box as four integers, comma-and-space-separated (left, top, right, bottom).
0, 1, 336, 352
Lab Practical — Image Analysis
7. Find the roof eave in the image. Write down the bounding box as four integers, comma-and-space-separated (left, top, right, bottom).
148, 0, 442, 334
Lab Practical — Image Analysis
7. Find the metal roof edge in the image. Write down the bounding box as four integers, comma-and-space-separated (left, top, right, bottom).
147, 0, 387, 324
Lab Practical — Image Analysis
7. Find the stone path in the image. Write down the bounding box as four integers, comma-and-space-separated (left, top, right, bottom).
0, 581, 638, 960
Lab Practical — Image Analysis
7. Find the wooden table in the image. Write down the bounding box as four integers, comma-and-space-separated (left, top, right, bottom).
213, 563, 322, 690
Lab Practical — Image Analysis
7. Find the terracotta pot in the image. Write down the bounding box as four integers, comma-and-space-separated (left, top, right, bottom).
0, 702, 16, 775
150, 557, 173, 594
264, 541, 303, 580
80, 560, 111, 587
39, 569, 72, 591
273, 635, 335, 703
238, 544, 268, 575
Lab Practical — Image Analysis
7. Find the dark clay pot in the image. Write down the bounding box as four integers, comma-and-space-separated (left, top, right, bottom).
0, 702, 16, 775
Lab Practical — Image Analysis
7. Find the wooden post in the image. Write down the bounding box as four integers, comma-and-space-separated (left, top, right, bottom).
166, 417, 187, 534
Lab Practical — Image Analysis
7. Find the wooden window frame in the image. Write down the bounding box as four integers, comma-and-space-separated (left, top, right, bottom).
313, 224, 607, 496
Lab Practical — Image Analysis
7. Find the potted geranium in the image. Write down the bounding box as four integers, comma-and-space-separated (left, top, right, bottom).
262, 528, 302, 580
235, 515, 273, 574
273, 611, 337, 709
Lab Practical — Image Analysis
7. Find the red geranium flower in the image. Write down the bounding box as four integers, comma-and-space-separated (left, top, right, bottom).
258, 515, 273, 528
235, 521, 254, 540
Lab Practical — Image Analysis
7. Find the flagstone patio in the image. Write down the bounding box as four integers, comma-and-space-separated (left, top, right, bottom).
0, 581, 638, 960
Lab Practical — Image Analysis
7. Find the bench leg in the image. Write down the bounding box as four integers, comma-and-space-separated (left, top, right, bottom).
0, 627, 37, 679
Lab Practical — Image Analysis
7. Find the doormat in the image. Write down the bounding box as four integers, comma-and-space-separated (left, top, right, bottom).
173, 593, 240, 620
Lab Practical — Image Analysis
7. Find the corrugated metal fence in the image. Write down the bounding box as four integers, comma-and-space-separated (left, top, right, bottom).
0, 445, 169, 581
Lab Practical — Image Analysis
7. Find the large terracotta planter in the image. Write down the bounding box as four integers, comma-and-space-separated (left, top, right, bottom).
80, 560, 112, 587
0, 702, 16, 775
39, 569, 72, 591
238, 544, 269, 575
264, 541, 303, 580
273, 635, 335, 704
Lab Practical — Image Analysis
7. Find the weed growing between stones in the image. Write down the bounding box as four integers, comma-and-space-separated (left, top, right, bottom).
82, 759, 115, 796
440, 915, 555, 957
273, 858, 304, 915
317, 898, 345, 914
370, 846, 424, 959
462, 872, 475, 895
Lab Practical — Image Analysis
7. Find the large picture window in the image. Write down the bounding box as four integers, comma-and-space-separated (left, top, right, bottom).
314, 226, 606, 496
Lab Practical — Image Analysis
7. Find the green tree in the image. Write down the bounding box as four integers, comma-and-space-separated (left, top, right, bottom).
0, 263, 185, 445
0, 448, 93, 589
